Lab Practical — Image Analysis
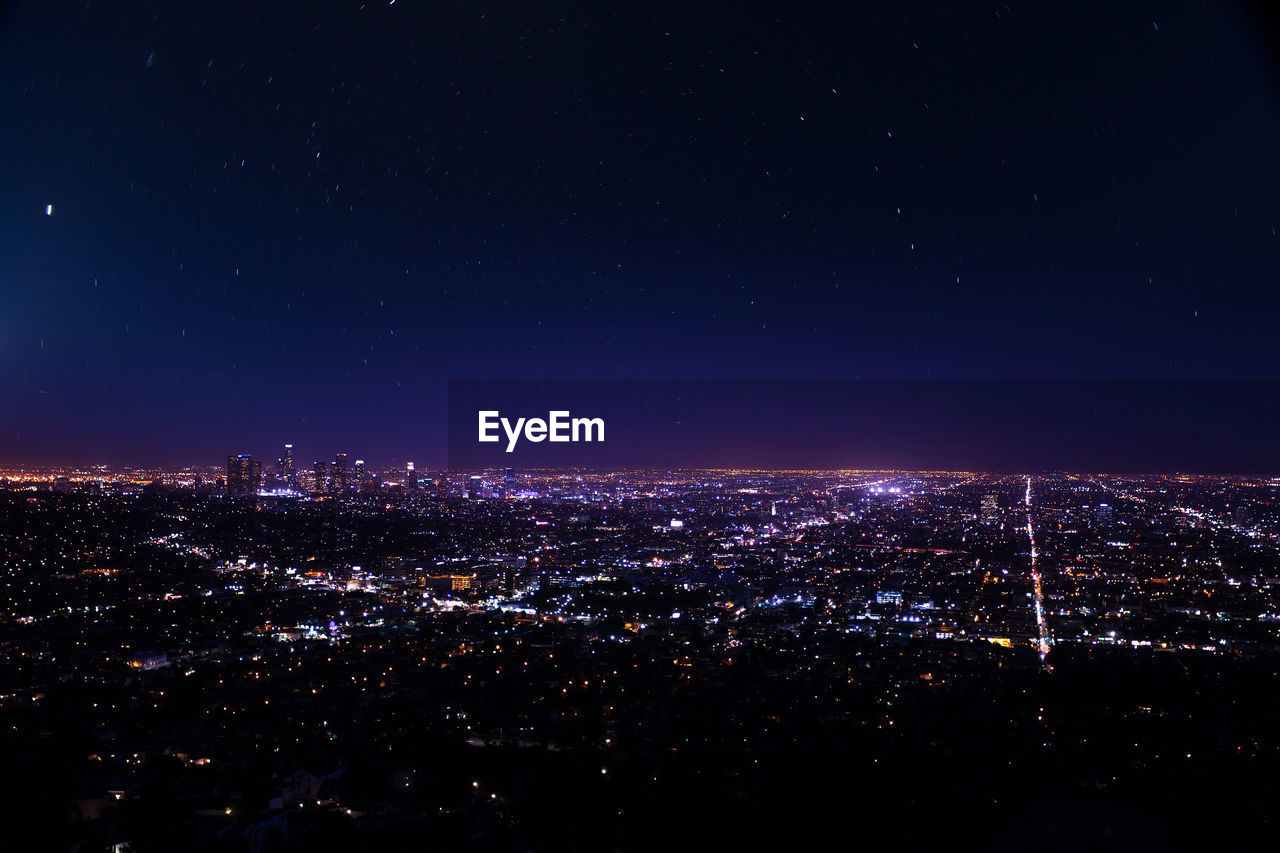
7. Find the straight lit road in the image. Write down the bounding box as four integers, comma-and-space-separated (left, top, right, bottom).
1025, 476, 1052, 666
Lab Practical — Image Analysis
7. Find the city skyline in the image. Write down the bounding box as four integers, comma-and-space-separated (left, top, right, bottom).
9, 377, 1280, 473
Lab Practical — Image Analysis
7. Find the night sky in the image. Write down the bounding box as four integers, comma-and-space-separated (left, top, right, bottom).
2, 1, 1278, 466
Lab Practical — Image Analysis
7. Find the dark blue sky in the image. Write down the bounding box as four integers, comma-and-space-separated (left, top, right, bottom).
1, 1, 1278, 466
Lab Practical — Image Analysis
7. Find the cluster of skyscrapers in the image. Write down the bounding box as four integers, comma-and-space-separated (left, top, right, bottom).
227, 446, 371, 496
225, 448, 522, 502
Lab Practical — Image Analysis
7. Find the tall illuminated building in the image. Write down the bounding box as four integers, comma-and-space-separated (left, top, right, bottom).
226, 454, 256, 497
354, 459, 366, 491
278, 443, 294, 479
226, 455, 242, 495
313, 461, 328, 494
504, 467, 515, 498
332, 453, 348, 492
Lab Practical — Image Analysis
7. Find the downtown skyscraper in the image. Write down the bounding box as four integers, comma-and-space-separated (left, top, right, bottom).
225, 454, 260, 497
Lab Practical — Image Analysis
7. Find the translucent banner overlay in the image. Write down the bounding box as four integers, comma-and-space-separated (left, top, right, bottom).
447, 380, 1280, 473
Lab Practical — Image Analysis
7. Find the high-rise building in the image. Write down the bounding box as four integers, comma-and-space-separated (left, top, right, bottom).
354, 459, 366, 491
332, 453, 348, 492
226, 454, 255, 496
1094, 503, 1114, 527
278, 443, 294, 478
313, 461, 328, 494
503, 467, 515, 498
469, 475, 483, 500
405, 462, 416, 491
226, 455, 242, 495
